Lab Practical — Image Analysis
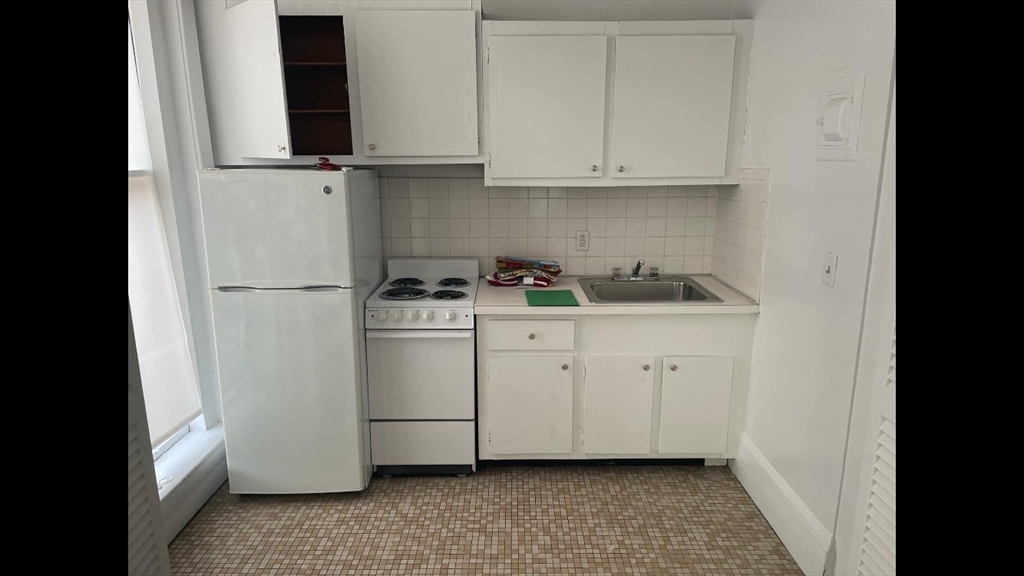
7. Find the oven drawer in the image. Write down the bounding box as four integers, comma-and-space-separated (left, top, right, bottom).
488, 320, 575, 351
367, 330, 475, 420
370, 421, 475, 466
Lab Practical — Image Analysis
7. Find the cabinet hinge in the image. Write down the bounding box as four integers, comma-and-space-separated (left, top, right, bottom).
487, 153, 491, 168
486, 47, 489, 64
487, 430, 491, 444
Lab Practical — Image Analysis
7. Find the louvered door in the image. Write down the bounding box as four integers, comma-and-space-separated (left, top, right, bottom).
851, 314, 895, 575
852, 85, 896, 576
128, 304, 172, 575
853, 207, 896, 574
859, 400, 896, 576
838, 84, 895, 576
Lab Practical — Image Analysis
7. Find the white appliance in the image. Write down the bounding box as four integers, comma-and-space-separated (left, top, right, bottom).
365, 259, 478, 474
198, 168, 382, 494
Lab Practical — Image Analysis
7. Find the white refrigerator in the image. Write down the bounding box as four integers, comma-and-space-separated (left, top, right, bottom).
198, 168, 381, 494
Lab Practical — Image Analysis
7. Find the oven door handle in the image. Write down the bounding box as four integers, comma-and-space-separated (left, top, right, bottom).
366, 330, 474, 339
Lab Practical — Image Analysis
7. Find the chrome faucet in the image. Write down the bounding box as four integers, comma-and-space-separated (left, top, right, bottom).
631, 259, 645, 278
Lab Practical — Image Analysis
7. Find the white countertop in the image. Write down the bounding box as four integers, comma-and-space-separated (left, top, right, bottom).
474, 275, 759, 315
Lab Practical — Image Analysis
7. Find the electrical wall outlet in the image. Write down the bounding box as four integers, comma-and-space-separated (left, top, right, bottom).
822, 252, 838, 287
576, 230, 590, 251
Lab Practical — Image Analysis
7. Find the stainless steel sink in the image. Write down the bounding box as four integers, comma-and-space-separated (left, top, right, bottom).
578, 276, 723, 304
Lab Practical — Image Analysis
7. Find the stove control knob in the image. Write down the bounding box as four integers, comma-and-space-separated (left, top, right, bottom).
393, 310, 404, 322
408, 310, 419, 321
379, 310, 389, 322
444, 310, 456, 322
423, 310, 435, 322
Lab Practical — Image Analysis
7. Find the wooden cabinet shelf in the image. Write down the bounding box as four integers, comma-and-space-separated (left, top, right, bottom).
279, 16, 352, 156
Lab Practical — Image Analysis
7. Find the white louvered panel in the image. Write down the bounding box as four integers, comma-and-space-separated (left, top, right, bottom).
884, 322, 895, 397
859, 417, 896, 576
128, 421, 164, 575
129, 300, 171, 574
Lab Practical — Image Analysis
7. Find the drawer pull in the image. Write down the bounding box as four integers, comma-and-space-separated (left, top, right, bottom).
561, 364, 569, 371
642, 364, 650, 371
670, 365, 678, 372
528, 333, 536, 340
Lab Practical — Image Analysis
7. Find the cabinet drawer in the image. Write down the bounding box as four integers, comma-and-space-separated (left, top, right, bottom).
489, 320, 575, 351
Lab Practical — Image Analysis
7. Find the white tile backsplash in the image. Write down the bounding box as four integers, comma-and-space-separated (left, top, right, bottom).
379, 178, 722, 277
712, 168, 771, 302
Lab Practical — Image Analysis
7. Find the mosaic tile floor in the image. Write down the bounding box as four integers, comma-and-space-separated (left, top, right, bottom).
169, 464, 801, 575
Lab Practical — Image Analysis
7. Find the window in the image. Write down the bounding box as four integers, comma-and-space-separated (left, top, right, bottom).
128, 22, 202, 449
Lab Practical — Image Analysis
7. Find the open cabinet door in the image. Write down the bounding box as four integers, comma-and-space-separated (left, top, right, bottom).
222, 0, 291, 159
128, 302, 173, 575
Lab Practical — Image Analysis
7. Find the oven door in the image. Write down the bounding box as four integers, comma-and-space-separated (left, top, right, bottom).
366, 330, 475, 420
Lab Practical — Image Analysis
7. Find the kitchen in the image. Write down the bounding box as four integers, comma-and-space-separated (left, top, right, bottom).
127, 1, 895, 575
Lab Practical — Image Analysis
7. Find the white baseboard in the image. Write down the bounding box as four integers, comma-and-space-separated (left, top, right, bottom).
730, 434, 831, 576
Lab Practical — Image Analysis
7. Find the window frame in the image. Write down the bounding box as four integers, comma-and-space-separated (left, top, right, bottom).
129, 0, 221, 430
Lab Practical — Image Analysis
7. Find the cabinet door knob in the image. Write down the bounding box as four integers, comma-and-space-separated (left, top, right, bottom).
561, 364, 569, 371
368, 143, 376, 151
528, 333, 536, 340
618, 166, 625, 172
642, 364, 650, 371
670, 365, 678, 372
277, 145, 286, 153
592, 165, 599, 172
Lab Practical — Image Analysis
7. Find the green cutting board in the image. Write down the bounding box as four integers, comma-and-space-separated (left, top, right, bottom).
525, 290, 579, 306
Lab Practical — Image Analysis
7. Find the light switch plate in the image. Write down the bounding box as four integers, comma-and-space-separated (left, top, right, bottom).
823, 252, 838, 287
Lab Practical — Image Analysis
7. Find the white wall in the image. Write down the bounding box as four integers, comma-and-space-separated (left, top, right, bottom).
730, 1, 895, 573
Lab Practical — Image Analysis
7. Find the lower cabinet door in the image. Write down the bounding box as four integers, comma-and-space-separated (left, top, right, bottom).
583, 355, 655, 454
488, 355, 574, 454
658, 356, 734, 454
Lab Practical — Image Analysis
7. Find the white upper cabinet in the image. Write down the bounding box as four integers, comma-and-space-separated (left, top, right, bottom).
611, 35, 735, 178
355, 11, 478, 156
487, 35, 608, 178
196, 1, 485, 165
221, 0, 292, 159
482, 20, 752, 186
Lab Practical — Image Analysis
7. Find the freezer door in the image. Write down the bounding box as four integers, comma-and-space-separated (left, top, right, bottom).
199, 170, 366, 288
211, 287, 367, 493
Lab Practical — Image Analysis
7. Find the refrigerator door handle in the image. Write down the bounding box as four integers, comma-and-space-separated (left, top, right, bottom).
216, 285, 352, 293
298, 285, 350, 292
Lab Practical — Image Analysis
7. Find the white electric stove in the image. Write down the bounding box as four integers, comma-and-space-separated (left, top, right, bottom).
365, 259, 479, 475
365, 258, 478, 330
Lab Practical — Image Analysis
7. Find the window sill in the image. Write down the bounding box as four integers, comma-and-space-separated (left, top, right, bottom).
154, 424, 227, 542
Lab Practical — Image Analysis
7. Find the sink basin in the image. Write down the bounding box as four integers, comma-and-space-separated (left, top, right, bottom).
578, 276, 723, 304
